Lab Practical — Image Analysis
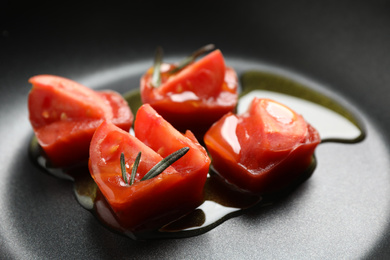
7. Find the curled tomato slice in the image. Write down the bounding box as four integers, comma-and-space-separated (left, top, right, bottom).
28, 75, 133, 167
89, 104, 210, 232
204, 98, 321, 194
140, 49, 238, 138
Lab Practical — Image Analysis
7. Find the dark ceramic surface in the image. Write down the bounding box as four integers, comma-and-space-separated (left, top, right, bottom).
1, 1, 390, 259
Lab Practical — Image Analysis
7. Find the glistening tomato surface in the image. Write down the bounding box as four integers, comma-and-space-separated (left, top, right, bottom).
134, 104, 210, 180
204, 98, 321, 194
140, 49, 238, 138
89, 106, 210, 232
28, 75, 133, 167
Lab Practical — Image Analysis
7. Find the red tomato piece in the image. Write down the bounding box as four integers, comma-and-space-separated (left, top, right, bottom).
89, 105, 210, 232
140, 49, 238, 138
204, 98, 321, 194
134, 104, 210, 196
28, 75, 133, 167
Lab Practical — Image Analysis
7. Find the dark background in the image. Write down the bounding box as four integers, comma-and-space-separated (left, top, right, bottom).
2, 1, 390, 129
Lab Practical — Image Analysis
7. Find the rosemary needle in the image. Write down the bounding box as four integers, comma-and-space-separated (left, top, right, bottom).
120, 152, 128, 184
151, 46, 163, 87
168, 44, 215, 74
141, 147, 190, 181
129, 152, 141, 185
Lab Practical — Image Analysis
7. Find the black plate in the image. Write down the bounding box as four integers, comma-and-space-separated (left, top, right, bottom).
2, 1, 390, 259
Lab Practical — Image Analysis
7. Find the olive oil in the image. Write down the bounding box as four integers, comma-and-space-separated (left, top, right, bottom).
29, 70, 365, 240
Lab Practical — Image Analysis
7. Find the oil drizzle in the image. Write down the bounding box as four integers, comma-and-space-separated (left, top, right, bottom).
29, 70, 365, 240
240, 71, 365, 142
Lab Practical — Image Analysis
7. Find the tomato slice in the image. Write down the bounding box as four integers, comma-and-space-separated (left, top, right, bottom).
28, 75, 133, 167
89, 105, 210, 232
204, 98, 321, 194
134, 104, 210, 190
140, 49, 238, 138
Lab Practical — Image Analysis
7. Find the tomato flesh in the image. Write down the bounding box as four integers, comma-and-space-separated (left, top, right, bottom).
89, 105, 210, 232
28, 75, 133, 167
135, 104, 210, 175
204, 98, 321, 194
140, 49, 238, 138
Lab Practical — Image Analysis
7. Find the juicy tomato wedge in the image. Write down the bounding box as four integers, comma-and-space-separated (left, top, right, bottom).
89, 105, 210, 232
204, 98, 321, 194
140, 49, 238, 138
28, 75, 133, 167
134, 104, 210, 178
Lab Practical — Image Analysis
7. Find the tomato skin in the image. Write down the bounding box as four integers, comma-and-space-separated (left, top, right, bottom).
28, 75, 133, 167
204, 98, 320, 194
134, 104, 210, 201
140, 50, 238, 138
89, 105, 210, 232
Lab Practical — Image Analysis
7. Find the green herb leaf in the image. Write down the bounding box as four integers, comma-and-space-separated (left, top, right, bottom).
168, 44, 215, 74
130, 152, 141, 186
120, 152, 128, 184
151, 46, 163, 88
141, 147, 190, 181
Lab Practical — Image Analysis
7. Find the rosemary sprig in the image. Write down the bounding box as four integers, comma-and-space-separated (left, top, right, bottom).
120, 147, 190, 185
120, 152, 128, 184
151, 46, 163, 88
168, 44, 215, 74
141, 147, 190, 181
120, 151, 141, 185
130, 152, 141, 185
